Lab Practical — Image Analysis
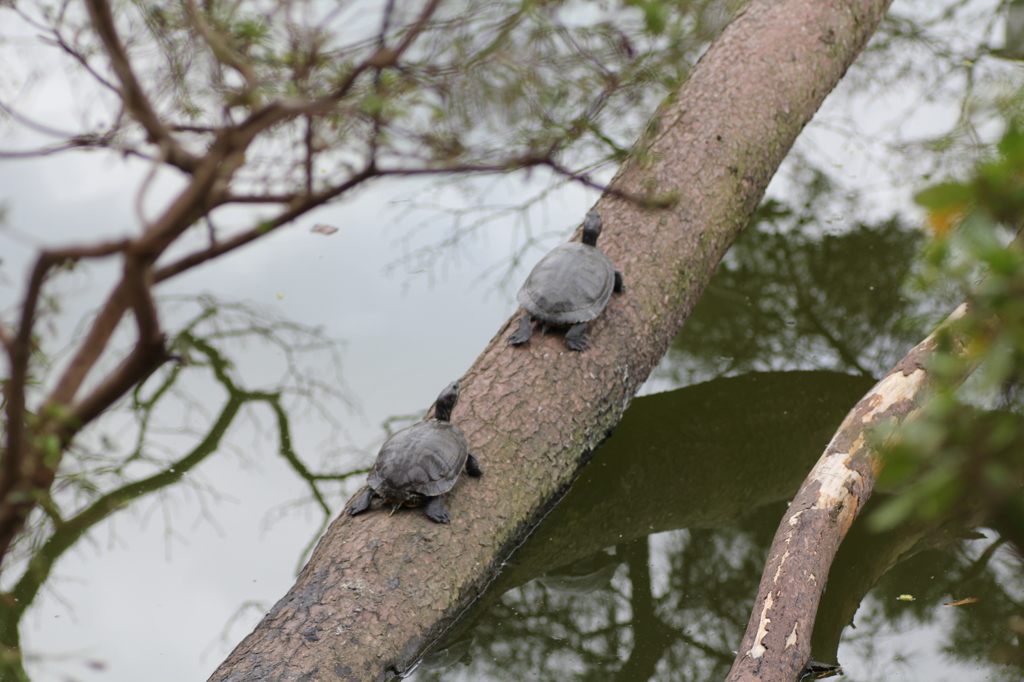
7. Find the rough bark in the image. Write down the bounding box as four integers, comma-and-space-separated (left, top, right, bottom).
725, 302, 980, 682
209, 1, 894, 680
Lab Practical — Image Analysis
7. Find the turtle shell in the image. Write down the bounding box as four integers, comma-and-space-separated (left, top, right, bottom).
367, 419, 469, 504
517, 242, 616, 325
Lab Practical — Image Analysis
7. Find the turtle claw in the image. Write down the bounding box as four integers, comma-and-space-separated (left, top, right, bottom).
508, 314, 534, 346
565, 323, 590, 352
424, 497, 451, 524
348, 488, 375, 516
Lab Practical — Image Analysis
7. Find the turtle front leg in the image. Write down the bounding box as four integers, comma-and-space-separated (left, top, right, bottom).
466, 453, 483, 477
614, 270, 625, 293
508, 314, 534, 346
423, 496, 451, 524
348, 488, 375, 517
565, 322, 590, 352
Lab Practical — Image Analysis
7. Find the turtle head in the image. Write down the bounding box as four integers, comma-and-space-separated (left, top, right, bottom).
434, 380, 461, 422
581, 211, 602, 246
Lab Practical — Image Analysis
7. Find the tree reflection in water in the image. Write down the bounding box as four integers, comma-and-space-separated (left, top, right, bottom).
655, 163, 930, 389
0, 295, 365, 679
446, 526, 768, 682
415, 462, 1024, 682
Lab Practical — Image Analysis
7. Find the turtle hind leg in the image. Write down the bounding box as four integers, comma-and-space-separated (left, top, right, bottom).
565, 322, 590, 351
424, 496, 451, 524
614, 270, 625, 293
466, 453, 483, 477
508, 314, 534, 346
348, 488, 375, 516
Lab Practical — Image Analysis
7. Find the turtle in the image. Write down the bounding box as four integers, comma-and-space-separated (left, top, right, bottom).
347, 380, 482, 524
508, 210, 624, 352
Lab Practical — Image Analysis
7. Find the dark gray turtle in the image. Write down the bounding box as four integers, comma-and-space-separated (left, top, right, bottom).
508, 210, 624, 351
348, 380, 481, 524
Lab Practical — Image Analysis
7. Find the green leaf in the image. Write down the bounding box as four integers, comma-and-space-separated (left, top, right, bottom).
643, 2, 668, 34
869, 490, 922, 530
997, 119, 1024, 161
40, 434, 62, 469
914, 182, 972, 210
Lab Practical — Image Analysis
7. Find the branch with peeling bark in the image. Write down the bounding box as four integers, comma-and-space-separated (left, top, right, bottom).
725, 299, 986, 682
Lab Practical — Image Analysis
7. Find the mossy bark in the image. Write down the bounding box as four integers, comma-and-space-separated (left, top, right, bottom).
209, 1, 895, 680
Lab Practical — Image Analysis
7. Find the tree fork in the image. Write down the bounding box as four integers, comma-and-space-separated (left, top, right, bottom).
209, 1, 894, 680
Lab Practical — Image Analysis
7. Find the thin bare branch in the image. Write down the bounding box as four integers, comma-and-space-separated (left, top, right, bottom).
220, 193, 305, 204
153, 165, 380, 282
82, 0, 199, 173
383, 0, 442, 65
327, 0, 442, 99
183, 0, 260, 97
375, 157, 674, 208
0, 128, 155, 161
168, 124, 219, 134
0, 100, 85, 139
304, 116, 314, 194
37, 33, 119, 94
0, 142, 151, 160
544, 160, 675, 209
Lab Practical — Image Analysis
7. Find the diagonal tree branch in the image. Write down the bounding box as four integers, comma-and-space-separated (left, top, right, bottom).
62, 257, 168, 436
208, 0, 897, 678
3, 241, 130, 492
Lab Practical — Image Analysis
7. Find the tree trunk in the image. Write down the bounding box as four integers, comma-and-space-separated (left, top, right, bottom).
209, 1, 894, 680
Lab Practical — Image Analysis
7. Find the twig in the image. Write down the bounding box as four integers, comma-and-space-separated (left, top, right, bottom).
37, 31, 120, 94
327, 0, 442, 99
153, 165, 380, 282
183, 0, 260, 96
304, 116, 314, 194
0, 100, 84, 139
82, 0, 199, 173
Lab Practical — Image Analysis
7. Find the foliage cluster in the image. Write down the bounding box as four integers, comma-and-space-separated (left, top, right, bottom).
875, 121, 1024, 553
